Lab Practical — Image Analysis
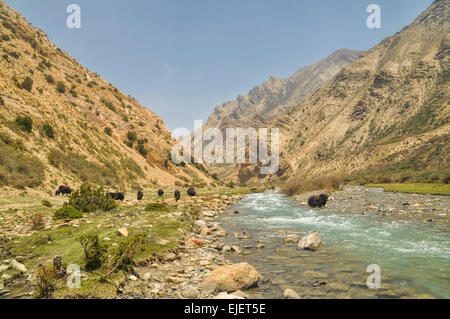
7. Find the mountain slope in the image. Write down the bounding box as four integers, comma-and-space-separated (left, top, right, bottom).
0, 0, 213, 191
269, 0, 450, 189
206, 49, 363, 130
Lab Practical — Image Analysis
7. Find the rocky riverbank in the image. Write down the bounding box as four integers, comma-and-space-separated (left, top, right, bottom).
120, 206, 263, 299
292, 186, 449, 228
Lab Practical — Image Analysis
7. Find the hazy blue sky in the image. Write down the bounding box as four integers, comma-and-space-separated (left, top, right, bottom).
5, 0, 433, 130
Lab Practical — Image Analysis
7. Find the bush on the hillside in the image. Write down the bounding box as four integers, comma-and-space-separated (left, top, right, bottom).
53, 205, 83, 220
68, 183, 118, 213
15, 115, 33, 133
80, 234, 108, 271
104, 127, 112, 136
56, 81, 66, 93
42, 123, 55, 139
21, 76, 33, 92
127, 131, 137, 142
0, 96, 4, 105
45, 74, 55, 84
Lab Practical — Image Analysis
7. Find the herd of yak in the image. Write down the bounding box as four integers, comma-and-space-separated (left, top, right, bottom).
55, 185, 196, 202
55, 185, 330, 208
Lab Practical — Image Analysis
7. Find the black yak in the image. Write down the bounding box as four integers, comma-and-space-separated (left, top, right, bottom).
187, 187, 196, 197
158, 189, 164, 197
55, 185, 72, 196
109, 192, 125, 201
174, 190, 181, 202
137, 190, 144, 201
308, 194, 329, 208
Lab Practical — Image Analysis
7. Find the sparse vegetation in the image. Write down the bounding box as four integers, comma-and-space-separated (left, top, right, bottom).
21, 76, 33, 91
42, 123, 55, 139
56, 81, 66, 93
48, 149, 123, 186
0, 142, 45, 189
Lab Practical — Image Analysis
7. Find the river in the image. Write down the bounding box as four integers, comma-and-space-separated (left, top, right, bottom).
219, 191, 450, 299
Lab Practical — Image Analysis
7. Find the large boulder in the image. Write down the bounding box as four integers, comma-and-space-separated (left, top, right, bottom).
204, 263, 259, 292
297, 232, 322, 250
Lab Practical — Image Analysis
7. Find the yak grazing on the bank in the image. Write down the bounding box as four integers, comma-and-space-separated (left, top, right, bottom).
174, 190, 181, 202
55, 185, 72, 196
158, 189, 164, 197
308, 194, 329, 208
109, 192, 125, 201
137, 190, 144, 201
187, 188, 196, 197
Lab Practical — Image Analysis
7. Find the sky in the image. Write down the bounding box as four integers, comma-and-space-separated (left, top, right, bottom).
4, 0, 433, 131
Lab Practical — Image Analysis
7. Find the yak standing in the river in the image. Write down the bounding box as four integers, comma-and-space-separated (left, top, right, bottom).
137, 190, 144, 201
174, 190, 181, 202
109, 192, 125, 201
158, 189, 164, 197
55, 185, 72, 196
308, 194, 329, 208
187, 187, 196, 197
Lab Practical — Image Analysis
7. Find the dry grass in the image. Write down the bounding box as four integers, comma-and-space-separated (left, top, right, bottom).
30, 212, 45, 230
282, 174, 342, 196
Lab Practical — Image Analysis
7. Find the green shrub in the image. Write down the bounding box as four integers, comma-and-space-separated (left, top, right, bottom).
45, 74, 55, 84
127, 131, 137, 142
56, 81, 66, 93
0, 96, 4, 105
68, 182, 118, 213
136, 140, 148, 156
42, 200, 52, 207
104, 127, 112, 136
124, 140, 133, 148
145, 203, 169, 212
53, 205, 83, 220
110, 234, 146, 272
21, 76, 33, 92
42, 123, 55, 139
80, 234, 108, 271
15, 115, 33, 133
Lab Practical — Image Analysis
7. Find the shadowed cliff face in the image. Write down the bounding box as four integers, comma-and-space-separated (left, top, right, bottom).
0, 0, 213, 189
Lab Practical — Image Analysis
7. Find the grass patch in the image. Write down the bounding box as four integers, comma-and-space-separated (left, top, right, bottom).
366, 183, 450, 196
145, 202, 169, 212
0, 143, 45, 189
